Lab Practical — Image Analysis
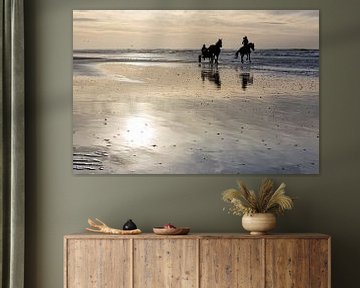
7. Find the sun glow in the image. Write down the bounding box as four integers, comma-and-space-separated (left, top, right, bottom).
123, 116, 155, 147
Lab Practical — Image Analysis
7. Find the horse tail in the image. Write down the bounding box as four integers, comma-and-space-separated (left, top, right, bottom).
235, 50, 239, 59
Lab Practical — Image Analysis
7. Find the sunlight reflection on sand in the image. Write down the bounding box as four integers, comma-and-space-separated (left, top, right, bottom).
73, 61, 319, 174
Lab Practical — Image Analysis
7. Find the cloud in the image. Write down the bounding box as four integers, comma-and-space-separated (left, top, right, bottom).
73, 17, 98, 22
261, 21, 286, 25
266, 10, 318, 17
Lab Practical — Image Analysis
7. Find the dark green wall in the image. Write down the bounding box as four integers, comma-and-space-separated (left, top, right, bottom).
24, 0, 360, 287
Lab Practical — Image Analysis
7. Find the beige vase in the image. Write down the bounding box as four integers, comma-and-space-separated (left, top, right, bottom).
242, 213, 276, 235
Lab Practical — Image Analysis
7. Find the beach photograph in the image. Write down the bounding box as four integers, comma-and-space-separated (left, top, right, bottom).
73, 10, 319, 174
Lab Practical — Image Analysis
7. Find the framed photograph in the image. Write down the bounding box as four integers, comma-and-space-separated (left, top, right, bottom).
73, 10, 319, 174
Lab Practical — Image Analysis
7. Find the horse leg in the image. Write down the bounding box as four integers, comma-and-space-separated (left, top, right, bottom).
241, 54, 244, 64
249, 53, 251, 63
235, 50, 239, 59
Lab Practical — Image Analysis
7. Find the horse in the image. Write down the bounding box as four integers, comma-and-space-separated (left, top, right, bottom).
198, 39, 222, 64
235, 42, 255, 63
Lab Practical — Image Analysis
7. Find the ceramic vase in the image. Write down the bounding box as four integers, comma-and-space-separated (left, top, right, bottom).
242, 213, 276, 235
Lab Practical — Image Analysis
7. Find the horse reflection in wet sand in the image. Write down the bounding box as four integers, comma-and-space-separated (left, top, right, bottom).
201, 66, 221, 88
199, 39, 222, 64
235, 42, 255, 63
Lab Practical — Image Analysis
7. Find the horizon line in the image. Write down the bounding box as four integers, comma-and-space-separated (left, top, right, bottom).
73, 47, 320, 51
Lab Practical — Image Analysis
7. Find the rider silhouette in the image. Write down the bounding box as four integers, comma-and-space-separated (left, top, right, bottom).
201, 44, 208, 60
201, 44, 207, 54
235, 36, 253, 62
242, 36, 249, 47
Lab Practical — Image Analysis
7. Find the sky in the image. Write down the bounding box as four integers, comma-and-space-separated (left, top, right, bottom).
73, 10, 319, 50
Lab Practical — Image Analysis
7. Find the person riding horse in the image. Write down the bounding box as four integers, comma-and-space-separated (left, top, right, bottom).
235, 36, 255, 63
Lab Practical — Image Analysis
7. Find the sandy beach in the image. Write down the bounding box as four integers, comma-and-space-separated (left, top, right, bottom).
73, 58, 319, 174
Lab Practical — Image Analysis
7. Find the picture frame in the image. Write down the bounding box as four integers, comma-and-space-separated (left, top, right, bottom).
73, 10, 319, 175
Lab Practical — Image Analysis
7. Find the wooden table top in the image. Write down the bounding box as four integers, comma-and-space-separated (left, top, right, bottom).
65, 232, 330, 240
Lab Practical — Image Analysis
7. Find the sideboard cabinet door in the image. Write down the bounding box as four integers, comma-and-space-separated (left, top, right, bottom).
66, 239, 131, 288
310, 239, 330, 288
265, 239, 329, 288
200, 239, 264, 288
133, 239, 198, 288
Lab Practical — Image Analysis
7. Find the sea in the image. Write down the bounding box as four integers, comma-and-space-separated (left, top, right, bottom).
73, 49, 319, 77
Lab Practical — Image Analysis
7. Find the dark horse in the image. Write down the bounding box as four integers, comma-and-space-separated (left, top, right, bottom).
235, 42, 255, 63
199, 39, 222, 64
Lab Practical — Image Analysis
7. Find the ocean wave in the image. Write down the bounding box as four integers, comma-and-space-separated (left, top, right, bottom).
73, 49, 319, 76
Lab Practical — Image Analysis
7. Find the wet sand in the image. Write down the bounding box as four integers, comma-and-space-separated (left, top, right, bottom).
73, 62, 319, 174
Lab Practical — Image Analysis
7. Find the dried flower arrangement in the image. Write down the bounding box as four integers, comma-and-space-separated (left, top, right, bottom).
222, 178, 294, 216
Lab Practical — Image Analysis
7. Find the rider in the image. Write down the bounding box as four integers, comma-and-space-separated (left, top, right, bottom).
201, 44, 207, 54
242, 36, 249, 47
201, 44, 208, 60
